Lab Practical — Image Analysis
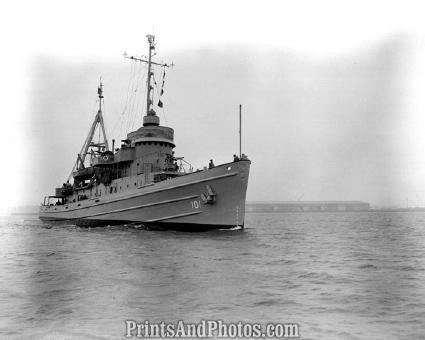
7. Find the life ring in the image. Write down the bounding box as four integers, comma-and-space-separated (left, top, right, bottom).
103, 155, 108, 161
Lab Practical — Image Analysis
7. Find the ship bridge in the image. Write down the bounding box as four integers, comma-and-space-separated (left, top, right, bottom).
127, 124, 175, 147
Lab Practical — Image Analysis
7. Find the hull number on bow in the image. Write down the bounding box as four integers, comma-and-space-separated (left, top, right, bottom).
191, 200, 201, 209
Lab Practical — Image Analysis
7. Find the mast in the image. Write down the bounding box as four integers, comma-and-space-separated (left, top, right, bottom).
146, 34, 155, 117
98, 81, 103, 111
125, 35, 173, 126
239, 104, 242, 158
69, 81, 109, 180
97, 81, 109, 152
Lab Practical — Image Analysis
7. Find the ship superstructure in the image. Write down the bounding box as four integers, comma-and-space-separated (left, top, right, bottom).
39, 35, 251, 230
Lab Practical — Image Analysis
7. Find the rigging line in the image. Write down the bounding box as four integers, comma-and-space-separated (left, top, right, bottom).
135, 62, 146, 129
75, 116, 94, 170
133, 62, 146, 122
125, 61, 139, 131
152, 66, 167, 124
115, 114, 126, 142
117, 119, 124, 141
110, 104, 123, 138
97, 121, 101, 149
111, 61, 137, 140
69, 99, 100, 179
103, 105, 114, 151
100, 93, 109, 147
96, 96, 103, 147
139, 63, 148, 127
153, 65, 160, 100
115, 113, 123, 145
123, 60, 137, 112
127, 60, 143, 129
126, 62, 142, 132
78, 95, 101, 156
129, 63, 145, 131
152, 71, 160, 109
127, 65, 140, 131
110, 111, 122, 137
160, 66, 168, 124
134, 63, 148, 129
161, 106, 167, 125
111, 61, 136, 135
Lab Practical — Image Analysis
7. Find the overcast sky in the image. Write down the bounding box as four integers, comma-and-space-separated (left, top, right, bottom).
2, 0, 425, 212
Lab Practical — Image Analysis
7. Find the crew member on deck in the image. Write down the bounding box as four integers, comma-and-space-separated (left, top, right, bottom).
209, 159, 215, 169
233, 154, 240, 162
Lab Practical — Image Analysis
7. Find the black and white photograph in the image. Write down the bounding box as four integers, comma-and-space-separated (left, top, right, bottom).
1, 0, 425, 339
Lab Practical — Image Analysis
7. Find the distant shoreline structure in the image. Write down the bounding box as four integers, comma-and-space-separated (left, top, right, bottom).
8, 202, 425, 216
247, 201, 370, 213
247, 202, 425, 213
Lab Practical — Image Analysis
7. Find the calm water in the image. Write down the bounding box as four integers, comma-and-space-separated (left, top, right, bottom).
1, 212, 425, 339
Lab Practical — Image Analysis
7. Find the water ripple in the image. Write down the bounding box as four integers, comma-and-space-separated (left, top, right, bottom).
1, 212, 425, 339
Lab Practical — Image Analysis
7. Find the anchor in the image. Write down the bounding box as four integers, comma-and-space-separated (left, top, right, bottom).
200, 185, 216, 204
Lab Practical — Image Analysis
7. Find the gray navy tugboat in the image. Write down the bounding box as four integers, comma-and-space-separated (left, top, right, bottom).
39, 35, 251, 231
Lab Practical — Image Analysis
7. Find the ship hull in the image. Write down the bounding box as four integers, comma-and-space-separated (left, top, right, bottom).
39, 160, 250, 231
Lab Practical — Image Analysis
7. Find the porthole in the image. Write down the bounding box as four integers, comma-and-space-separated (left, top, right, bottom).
227, 166, 232, 171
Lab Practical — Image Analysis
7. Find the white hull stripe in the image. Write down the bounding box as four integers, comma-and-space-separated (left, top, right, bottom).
41, 172, 237, 214
43, 195, 199, 219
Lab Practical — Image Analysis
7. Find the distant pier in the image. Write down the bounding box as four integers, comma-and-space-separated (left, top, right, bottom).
246, 201, 370, 213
